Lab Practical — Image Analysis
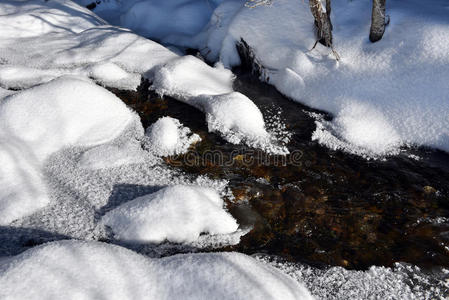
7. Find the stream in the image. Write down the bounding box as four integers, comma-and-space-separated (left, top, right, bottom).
111, 70, 449, 270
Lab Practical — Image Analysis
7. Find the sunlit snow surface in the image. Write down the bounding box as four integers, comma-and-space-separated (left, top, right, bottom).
257, 255, 449, 299
206, 0, 449, 157
151, 55, 288, 153
0, 240, 313, 300
101, 0, 449, 157
0, 0, 448, 298
0, 0, 285, 152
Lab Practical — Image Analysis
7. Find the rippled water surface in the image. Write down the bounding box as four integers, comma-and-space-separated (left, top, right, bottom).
112, 71, 449, 271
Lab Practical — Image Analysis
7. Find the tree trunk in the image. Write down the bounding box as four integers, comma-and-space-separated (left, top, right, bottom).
369, 0, 386, 43
309, 0, 339, 59
309, 0, 333, 48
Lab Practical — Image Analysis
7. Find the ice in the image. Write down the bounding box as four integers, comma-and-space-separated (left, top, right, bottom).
145, 117, 201, 156
102, 185, 239, 243
0, 240, 313, 300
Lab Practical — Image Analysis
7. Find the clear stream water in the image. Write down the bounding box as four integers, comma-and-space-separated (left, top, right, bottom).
112, 70, 449, 271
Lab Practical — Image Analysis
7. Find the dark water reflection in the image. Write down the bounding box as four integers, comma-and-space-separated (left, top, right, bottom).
110, 72, 449, 270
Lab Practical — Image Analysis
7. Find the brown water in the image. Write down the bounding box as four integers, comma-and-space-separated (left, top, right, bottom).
110, 72, 449, 270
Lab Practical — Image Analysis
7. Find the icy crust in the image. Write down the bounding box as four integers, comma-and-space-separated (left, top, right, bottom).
102, 185, 239, 243
0, 240, 313, 300
185, 0, 449, 157
257, 255, 449, 300
0, 0, 178, 90
145, 116, 201, 156
152, 55, 288, 154
0, 76, 137, 225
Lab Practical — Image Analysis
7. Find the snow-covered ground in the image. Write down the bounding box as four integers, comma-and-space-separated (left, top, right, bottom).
206, 0, 449, 157
258, 255, 449, 299
89, 0, 449, 157
1, 0, 448, 298
0, 0, 283, 151
0, 240, 313, 300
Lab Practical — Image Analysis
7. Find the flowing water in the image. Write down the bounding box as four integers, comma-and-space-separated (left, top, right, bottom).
112, 71, 449, 270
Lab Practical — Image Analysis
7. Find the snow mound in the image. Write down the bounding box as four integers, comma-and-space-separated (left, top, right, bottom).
152, 55, 234, 97
0, 240, 313, 300
0, 76, 136, 161
0, 0, 178, 90
145, 117, 201, 156
0, 140, 48, 226
0, 76, 138, 225
152, 55, 287, 153
102, 185, 239, 243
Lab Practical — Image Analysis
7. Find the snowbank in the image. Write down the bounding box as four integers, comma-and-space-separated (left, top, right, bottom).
196, 0, 449, 157
0, 0, 177, 90
145, 117, 201, 156
0, 240, 313, 300
102, 185, 238, 243
0, 76, 138, 225
0, 77, 136, 161
0, 0, 284, 153
152, 55, 287, 153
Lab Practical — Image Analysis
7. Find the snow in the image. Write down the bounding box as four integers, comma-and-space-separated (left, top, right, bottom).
0, 0, 178, 90
0, 76, 138, 225
0, 240, 313, 300
0, 0, 282, 153
78, 142, 146, 170
0, 140, 48, 226
152, 55, 287, 153
0, 76, 137, 162
102, 185, 239, 243
0, 0, 447, 298
121, 0, 215, 41
258, 255, 448, 299
73, 0, 449, 157
74, 0, 225, 42
144, 0, 448, 157
145, 117, 201, 156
